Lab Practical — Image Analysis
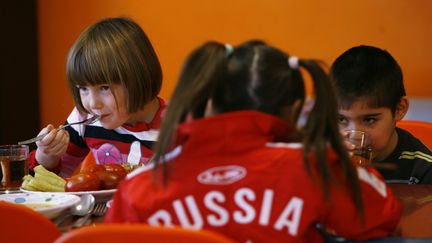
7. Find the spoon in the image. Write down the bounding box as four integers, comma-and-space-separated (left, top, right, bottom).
55, 193, 95, 226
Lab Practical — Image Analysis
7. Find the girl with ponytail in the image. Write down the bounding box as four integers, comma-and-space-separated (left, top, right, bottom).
106, 40, 400, 242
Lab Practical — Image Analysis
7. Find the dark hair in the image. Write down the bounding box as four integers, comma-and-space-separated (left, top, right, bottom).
153, 40, 363, 215
66, 17, 162, 114
329, 45, 405, 113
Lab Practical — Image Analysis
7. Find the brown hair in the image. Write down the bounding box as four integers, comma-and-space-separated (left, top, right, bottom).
153, 40, 364, 216
330, 45, 404, 114
66, 17, 162, 114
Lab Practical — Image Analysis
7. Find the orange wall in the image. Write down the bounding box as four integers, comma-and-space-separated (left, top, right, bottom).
38, 0, 432, 126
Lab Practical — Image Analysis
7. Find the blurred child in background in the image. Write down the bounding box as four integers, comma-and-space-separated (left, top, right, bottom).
29, 17, 165, 177
106, 40, 401, 242
330, 45, 432, 184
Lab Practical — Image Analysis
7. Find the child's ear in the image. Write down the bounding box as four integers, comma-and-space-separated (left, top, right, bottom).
395, 97, 409, 121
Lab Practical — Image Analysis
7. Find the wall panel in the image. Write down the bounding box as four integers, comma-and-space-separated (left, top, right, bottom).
38, 0, 432, 126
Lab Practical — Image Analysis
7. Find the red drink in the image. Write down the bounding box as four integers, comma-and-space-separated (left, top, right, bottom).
351, 148, 372, 167
0, 145, 29, 191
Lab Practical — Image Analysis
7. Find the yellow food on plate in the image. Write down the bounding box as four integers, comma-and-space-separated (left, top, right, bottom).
21, 165, 66, 192
23, 202, 55, 210
122, 162, 144, 174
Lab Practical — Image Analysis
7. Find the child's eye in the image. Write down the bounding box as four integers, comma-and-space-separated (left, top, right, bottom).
100, 85, 111, 91
76, 86, 88, 92
364, 117, 377, 125
338, 116, 348, 125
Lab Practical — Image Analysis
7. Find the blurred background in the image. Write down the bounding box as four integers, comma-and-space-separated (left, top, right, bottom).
1, 0, 431, 145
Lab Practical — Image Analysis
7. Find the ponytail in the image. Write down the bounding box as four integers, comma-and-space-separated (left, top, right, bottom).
152, 42, 227, 184
299, 59, 364, 217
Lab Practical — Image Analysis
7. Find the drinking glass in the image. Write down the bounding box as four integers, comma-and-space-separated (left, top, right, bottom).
345, 130, 372, 166
0, 145, 29, 192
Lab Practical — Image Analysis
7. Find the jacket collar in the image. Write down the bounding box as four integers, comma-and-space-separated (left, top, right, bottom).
175, 111, 293, 155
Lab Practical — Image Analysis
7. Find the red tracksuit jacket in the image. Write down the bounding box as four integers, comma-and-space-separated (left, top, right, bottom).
105, 111, 401, 242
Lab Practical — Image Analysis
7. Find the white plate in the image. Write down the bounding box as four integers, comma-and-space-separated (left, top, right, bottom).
20, 188, 116, 203
0, 192, 80, 219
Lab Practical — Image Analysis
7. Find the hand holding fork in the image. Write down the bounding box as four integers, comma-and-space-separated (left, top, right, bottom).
18, 115, 100, 145
18, 115, 99, 168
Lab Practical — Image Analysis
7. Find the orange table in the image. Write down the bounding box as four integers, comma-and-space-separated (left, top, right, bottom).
388, 184, 432, 237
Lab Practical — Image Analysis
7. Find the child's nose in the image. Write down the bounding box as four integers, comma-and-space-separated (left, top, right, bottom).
88, 95, 102, 109
348, 123, 365, 132
348, 125, 357, 131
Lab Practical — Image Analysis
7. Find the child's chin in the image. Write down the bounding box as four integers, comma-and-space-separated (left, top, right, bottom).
100, 122, 115, 130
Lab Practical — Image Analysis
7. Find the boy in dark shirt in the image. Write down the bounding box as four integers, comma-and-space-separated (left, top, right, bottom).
330, 45, 432, 184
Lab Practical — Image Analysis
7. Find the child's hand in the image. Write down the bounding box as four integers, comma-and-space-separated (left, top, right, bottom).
35, 124, 70, 169
341, 131, 355, 151
341, 130, 356, 156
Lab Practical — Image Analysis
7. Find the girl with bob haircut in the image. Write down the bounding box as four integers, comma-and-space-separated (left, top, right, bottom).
29, 17, 166, 177
106, 40, 400, 242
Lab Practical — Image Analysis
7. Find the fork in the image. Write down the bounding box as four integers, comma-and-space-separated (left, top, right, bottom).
18, 115, 100, 145
92, 202, 108, 216
72, 202, 108, 228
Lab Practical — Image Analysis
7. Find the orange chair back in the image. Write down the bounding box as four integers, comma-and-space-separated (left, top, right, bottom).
0, 201, 61, 243
55, 224, 235, 243
397, 120, 432, 148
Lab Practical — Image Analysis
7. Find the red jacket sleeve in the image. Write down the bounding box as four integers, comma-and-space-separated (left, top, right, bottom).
105, 180, 142, 223
321, 166, 402, 240
28, 150, 61, 174
28, 150, 39, 171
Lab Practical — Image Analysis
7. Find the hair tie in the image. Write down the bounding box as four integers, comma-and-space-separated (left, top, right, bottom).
288, 56, 299, 69
225, 44, 234, 56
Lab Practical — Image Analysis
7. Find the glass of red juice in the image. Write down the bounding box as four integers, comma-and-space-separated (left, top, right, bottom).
0, 145, 29, 192
345, 130, 372, 166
